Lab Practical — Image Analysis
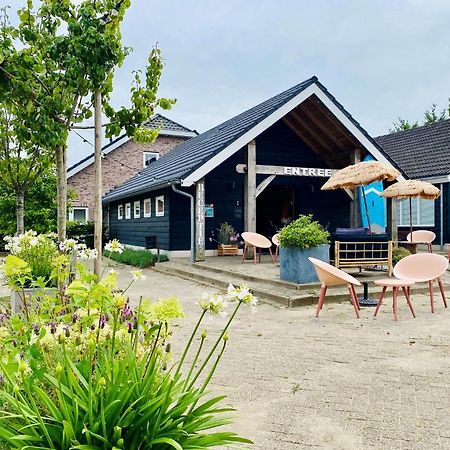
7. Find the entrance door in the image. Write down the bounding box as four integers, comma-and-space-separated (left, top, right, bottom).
256, 185, 294, 237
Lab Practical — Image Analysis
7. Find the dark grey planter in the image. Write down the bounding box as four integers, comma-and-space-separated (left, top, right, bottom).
279, 244, 330, 284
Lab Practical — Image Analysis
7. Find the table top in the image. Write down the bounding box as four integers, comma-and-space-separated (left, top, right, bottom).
374, 278, 415, 287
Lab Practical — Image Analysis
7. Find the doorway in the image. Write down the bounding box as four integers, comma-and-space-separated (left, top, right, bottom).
256, 185, 294, 237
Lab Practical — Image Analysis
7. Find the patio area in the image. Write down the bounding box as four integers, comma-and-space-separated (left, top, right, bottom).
94, 263, 450, 448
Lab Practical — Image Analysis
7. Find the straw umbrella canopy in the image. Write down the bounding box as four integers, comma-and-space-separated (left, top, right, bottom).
321, 160, 400, 233
381, 180, 441, 237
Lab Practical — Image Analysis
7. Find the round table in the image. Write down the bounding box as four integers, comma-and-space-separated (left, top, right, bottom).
373, 278, 416, 321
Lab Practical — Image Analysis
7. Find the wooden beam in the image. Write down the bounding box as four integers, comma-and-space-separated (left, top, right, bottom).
386, 197, 398, 242
195, 178, 205, 261
236, 164, 335, 177
245, 140, 256, 232
282, 116, 326, 154
350, 149, 361, 228
256, 175, 276, 198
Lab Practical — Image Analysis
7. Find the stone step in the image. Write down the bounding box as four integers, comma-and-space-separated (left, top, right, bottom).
154, 261, 445, 308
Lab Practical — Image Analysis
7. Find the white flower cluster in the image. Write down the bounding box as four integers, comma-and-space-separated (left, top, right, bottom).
59, 239, 77, 252
226, 284, 258, 313
198, 292, 229, 317
76, 244, 98, 260
4, 230, 50, 254
131, 270, 147, 281
104, 239, 124, 254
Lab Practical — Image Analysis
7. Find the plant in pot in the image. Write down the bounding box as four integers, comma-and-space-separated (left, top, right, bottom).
278, 214, 330, 284
210, 222, 240, 256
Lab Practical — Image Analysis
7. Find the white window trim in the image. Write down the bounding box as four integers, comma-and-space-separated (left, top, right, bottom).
134, 200, 141, 218
397, 198, 435, 227
143, 151, 160, 168
143, 198, 151, 218
125, 203, 131, 219
155, 195, 165, 217
68, 207, 89, 222
118, 205, 124, 220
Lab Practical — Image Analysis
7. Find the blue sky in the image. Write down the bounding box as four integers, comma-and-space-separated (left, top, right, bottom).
8, 1, 450, 165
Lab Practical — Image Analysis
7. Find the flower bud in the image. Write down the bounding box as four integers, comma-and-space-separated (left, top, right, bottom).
18, 359, 28, 373
55, 363, 63, 376
223, 333, 229, 342
98, 377, 107, 388
13, 385, 20, 394
201, 329, 207, 339
165, 343, 171, 353
115, 438, 124, 448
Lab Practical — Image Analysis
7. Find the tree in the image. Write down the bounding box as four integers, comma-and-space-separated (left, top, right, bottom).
391, 99, 450, 132
0, 1, 174, 244
0, 106, 54, 234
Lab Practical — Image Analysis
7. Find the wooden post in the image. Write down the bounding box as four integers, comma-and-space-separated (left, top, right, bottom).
93, 90, 102, 277
245, 140, 256, 232
386, 197, 398, 243
195, 178, 205, 261
350, 149, 361, 228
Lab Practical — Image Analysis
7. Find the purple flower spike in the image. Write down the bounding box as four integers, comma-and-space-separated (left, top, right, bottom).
127, 322, 133, 333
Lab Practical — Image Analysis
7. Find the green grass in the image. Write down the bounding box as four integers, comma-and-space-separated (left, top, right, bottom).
104, 248, 168, 268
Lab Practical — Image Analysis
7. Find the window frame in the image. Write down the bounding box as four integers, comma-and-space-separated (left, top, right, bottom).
143, 151, 160, 168
118, 204, 124, 220
397, 197, 435, 227
134, 200, 141, 219
125, 202, 131, 219
67, 207, 89, 223
143, 198, 151, 218
155, 195, 165, 217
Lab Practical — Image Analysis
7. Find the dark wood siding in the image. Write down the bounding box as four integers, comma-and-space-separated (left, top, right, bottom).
108, 188, 170, 250
169, 187, 194, 251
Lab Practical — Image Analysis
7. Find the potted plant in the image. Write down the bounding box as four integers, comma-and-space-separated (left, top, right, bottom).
210, 222, 240, 256
279, 214, 330, 284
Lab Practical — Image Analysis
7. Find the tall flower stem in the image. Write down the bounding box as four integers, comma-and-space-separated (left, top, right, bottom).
187, 301, 242, 390
182, 333, 206, 390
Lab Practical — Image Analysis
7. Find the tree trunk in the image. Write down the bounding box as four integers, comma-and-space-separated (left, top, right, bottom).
56, 145, 68, 241
94, 90, 102, 277
16, 189, 25, 235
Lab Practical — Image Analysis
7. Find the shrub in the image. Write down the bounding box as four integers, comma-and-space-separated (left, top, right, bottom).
105, 247, 168, 267
0, 257, 255, 448
392, 246, 411, 265
279, 214, 330, 250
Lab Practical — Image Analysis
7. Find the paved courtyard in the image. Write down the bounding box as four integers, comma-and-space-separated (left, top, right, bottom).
113, 262, 450, 450
1, 261, 450, 449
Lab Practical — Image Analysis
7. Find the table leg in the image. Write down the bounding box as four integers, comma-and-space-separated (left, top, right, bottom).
402, 286, 416, 318
374, 286, 387, 317
393, 286, 398, 321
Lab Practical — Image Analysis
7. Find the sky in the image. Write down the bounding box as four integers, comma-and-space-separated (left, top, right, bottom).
7, 0, 450, 166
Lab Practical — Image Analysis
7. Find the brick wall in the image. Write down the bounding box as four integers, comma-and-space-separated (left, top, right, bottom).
68, 135, 187, 218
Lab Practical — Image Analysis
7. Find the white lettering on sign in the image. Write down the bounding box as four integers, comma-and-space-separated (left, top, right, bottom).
282, 167, 333, 177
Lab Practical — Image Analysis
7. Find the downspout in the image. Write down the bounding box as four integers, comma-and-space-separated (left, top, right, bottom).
172, 184, 195, 263
440, 183, 444, 249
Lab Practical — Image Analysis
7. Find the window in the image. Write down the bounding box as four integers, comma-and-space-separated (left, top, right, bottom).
143, 152, 159, 167
118, 205, 124, 220
67, 207, 89, 223
156, 195, 165, 217
397, 198, 435, 227
125, 203, 131, 219
134, 201, 141, 218
144, 198, 151, 217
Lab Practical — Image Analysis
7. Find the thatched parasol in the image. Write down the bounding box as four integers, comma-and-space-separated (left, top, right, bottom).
321, 161, 400, 233
381, 180, 441, 237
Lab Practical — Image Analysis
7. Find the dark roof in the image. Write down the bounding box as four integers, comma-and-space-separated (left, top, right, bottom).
103, 76, 396, 203
375, 119, 450, 179
67, 114, 197, 174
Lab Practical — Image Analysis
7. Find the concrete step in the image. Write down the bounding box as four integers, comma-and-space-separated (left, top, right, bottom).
153, 261, 445, 308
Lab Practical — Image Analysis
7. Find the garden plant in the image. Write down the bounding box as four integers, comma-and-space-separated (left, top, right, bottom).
0, 233, 254, 449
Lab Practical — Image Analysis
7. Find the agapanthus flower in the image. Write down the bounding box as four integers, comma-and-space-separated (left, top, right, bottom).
131, 270, 147, 281
59, 239, 77, 252
78, 247, 98, 260
105, 239, 124, 254
226, 284, 258, 312
198, 292, 228, 317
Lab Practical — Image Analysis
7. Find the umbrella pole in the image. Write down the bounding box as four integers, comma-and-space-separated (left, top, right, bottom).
362, 188, 372, 234
409, 197, 413, 239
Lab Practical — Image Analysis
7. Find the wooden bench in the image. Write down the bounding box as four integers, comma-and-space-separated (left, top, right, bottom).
334, 240, 394, 276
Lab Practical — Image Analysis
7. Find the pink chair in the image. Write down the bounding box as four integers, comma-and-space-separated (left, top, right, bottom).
241, 232, 274, 264
272, 233, 280, 262
308, 257, 361, 318
407, 230, 436, 253
393, 253, 448, 313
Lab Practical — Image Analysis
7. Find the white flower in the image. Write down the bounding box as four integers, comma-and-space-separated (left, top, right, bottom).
226, 283, 258, 309
78, 247, 98, 260
131, 270, 147, 281
108, 268, 117, 275
198, 292, 228, 317
105, 239, 124, 254
59, 239, 77, 252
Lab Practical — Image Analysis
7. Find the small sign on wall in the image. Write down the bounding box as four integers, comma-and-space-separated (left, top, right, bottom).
205, 204, 214, 218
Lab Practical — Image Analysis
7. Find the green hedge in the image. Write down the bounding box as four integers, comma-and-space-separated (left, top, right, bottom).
104, 247, 168, 268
